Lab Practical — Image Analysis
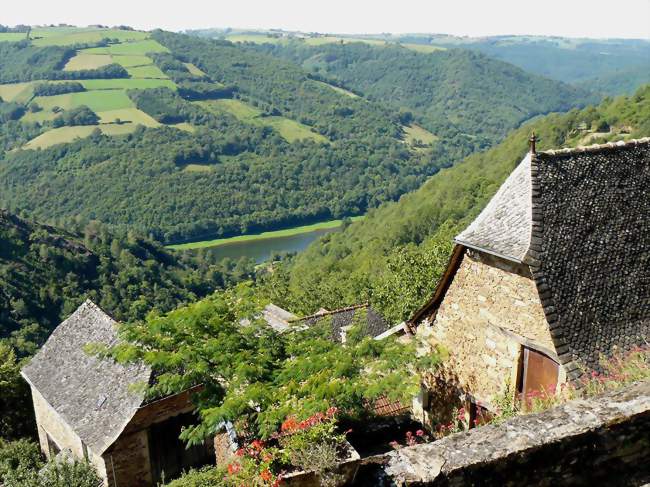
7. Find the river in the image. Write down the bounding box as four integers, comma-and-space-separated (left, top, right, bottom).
205, 226, 339, 263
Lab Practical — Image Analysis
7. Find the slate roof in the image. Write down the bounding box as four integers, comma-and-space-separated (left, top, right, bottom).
21, 300, 151, 455
293, 304, 391, 342
455, 153, 532, 262
527, 138, 650, 376
262, 303, 297, 332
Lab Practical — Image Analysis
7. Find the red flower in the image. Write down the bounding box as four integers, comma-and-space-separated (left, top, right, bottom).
416, 429, 424, 437
326, 406, 338, 417
251, 439, 265, 451
235, 448, 245, 457
281, 417, 298, 432
227, 462, 241, 474
260, 470, 273, 481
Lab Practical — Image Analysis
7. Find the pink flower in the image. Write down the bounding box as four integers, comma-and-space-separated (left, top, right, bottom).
416, 429, 424, 437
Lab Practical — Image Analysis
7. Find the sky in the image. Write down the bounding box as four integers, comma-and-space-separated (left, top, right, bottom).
3, 0, 650, 39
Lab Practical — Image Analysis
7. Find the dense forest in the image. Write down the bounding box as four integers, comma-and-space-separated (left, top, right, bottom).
253, 41, 595, 142
258, 85, 650, 324
0, 209, 255, 356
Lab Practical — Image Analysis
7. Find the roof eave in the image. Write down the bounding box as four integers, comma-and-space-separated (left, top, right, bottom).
453, 238, 525, 264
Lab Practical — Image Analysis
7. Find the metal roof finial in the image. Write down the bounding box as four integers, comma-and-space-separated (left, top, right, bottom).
529, 132, 537, 154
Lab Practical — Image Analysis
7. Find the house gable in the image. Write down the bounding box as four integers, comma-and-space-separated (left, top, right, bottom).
21, 300, 152, 456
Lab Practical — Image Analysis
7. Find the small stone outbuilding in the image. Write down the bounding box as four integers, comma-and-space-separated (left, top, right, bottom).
21, 300, 214, 487
409, 137, 650, 425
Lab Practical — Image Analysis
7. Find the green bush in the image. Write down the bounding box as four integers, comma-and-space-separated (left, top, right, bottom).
3, 453, 101, 487
166, 466, 227, 487
0, 439, 43, 483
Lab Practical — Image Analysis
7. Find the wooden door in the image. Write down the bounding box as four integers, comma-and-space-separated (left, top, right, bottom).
519, 347, 559, 397
149, 412, 214, 484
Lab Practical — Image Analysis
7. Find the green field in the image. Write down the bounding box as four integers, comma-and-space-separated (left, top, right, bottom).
265, 116, 329, 143
170, 122, 196, 132
0, 82, 35, 103
182, 163, 214, 172
197, 99, 328, 143
402, 43, 446, 53
403, 124, 438, 147
83, 39, 169, 55
21, 108, 59, 124
78, 78, 175, 90
97, 108, 160, 127
32, 90, 134, 112
31, 28, 148, 47
313, 80, 358, 98
198, 99, 262, 120
225, 33, 445, 52
167, 217, 364, 250
0, 33, 29, 42
126, 65, 169, 79
106, 54, 154, 67
63, 53, 113, 71
23, 123, 138, 149
184, 63, 206, 77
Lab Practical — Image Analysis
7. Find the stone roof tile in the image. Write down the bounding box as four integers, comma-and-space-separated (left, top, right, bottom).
21, 300, 151, 455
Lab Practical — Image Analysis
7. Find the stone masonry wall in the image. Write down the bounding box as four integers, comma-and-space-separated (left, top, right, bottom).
417, 250, 557, 408
370, 379, 650, 486
103, 430, 152, 487
30, 387, 109, 485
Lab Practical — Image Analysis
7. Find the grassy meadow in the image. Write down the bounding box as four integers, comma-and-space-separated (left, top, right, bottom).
31, 28, 147, 46
83, 39, 169, 55
167, 217, 364, 250
183, 63, 206, 77
0, 82, 35, 103
63, 53, 114, 70
97, 107, 160, 126
403, 124, 438, 147
197, 99, 329, 143
23, 123, 138, 149
225, 33, 445, 53
126, 65, 169, 79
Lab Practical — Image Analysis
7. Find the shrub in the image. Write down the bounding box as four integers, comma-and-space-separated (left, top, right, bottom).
3, 453, 101, 487
0, 439, 43, 483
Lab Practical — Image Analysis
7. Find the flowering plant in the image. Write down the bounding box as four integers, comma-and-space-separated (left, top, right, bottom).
389, 429, 427, 449
223, 439, 283, 487
222, 408, 349, 486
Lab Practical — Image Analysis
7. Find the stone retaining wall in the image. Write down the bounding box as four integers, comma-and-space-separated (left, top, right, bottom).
357, 380, 650, 486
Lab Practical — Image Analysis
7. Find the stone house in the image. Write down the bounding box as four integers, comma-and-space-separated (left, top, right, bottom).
21, 300, 214, 487
409, 137, 649, 425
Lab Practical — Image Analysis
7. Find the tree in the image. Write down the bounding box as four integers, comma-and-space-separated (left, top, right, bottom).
0, 342, 36, 440
102, 283, 440, 444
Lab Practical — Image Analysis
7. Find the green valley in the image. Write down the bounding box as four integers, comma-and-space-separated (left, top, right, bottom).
0, 27, 592, 244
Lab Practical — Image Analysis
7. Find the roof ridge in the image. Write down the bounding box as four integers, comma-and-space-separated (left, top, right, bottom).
292, 303, 369, 322
537, 136, 650, 158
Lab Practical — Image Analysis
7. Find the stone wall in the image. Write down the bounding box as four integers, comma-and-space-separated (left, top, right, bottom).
416, 250, 558, 409
361, 380, 650, 486
30, 387, 110, 485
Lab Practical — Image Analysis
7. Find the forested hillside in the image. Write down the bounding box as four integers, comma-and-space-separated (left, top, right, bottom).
0, 29, 593, 244
260, 86, 650, 324
254, 41, 595, 141
0, 210, 252, 355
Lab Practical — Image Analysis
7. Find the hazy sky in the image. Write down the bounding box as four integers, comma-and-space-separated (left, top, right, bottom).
4, 0, 650, 39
